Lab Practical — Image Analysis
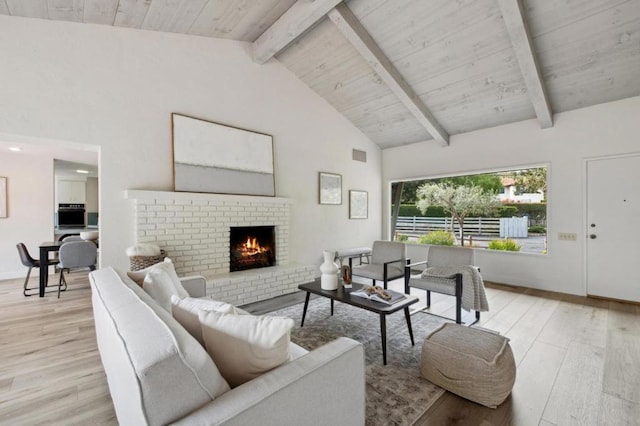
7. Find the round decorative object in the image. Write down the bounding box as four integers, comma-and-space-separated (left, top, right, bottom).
80, 231, 99, 241
320, 250, 339, 290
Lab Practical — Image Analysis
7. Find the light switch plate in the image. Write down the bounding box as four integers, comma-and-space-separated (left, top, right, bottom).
558, 232, 577, 241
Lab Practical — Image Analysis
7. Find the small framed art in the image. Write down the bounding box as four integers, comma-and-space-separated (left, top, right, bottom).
349, 190, 368, 219
319, 172, 342, 205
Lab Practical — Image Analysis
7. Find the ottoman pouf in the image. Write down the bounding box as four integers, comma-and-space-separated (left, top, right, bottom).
421, 323, 515, 408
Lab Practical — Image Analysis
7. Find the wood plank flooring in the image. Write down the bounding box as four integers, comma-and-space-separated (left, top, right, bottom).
1, 273, 639, 425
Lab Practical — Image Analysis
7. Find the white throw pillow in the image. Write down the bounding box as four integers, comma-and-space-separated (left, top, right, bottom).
142, 264, 188, 312
171, 296, 249, 346
127, 258, 188, 297
127, 258, 176, 286
199, 311, 294, 388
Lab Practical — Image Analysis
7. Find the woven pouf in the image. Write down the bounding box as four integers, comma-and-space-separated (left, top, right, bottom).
421, 323, 515, 408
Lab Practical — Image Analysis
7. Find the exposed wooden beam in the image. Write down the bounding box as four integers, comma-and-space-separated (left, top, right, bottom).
253, 0, 343, 65
328, 3, 449, 146
498, 0, 553, 128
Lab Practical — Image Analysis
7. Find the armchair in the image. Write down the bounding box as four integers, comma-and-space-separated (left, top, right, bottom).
404, 245, 485, 325
350, 240, 406, 289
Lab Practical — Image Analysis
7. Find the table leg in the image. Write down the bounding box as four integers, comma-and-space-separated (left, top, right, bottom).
300, 292, 311, 327
380, 314, 387, 365
404, 307, 415, 346
39, 246, 47, 297
331, 299, 334, 316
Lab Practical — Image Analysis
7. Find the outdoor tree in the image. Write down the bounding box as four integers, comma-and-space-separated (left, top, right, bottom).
416, 183, 501, 244
512, 168, 547, 200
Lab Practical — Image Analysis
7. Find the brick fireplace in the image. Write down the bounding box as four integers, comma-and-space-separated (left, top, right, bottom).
126, 190, 315, 306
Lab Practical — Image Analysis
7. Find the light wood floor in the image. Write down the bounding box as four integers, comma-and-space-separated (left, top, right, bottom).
1, 273, 639, 425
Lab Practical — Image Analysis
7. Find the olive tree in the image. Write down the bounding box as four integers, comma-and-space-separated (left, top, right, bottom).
417, 183, 501, 244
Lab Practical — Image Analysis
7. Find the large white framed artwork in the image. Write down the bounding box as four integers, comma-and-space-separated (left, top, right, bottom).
172, 114, 275, 196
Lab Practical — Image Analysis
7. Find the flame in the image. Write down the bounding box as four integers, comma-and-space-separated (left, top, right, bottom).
241, 237, 267, 256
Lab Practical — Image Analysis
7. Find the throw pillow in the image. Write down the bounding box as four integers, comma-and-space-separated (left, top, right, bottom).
171, 296, 249, 346
127, 258, 188, 296
198, 311, 294, 387
139, 260, 188, 312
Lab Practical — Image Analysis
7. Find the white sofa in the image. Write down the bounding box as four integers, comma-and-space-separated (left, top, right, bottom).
90, 267, 366, 425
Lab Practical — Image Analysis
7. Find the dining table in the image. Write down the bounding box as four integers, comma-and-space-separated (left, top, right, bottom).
38, 241, 63, 297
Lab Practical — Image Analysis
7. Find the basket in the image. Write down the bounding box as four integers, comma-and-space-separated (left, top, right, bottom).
129, 249, 167, 271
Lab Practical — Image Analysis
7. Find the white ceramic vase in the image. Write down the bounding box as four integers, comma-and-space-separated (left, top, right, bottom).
320, 250, 339, 290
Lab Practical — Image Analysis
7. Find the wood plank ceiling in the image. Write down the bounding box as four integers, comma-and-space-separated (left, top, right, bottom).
1, 0, 638, 149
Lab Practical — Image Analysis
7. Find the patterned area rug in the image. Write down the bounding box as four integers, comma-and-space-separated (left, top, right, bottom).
268, 298, 446, 426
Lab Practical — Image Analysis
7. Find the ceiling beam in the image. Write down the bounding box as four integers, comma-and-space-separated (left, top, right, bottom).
498, 0, 553, 128
253, 0, 344, 65
328, 3, 449, 146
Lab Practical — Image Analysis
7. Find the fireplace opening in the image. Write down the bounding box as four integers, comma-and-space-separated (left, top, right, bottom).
230, 226, 276, 272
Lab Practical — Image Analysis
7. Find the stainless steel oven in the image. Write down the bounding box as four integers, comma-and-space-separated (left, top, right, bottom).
57, 203, 85, 228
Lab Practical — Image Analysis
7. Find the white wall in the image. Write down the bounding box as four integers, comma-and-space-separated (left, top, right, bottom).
0, 152, 54, 279
383, 96, 640, 296
0, 16, 381, 275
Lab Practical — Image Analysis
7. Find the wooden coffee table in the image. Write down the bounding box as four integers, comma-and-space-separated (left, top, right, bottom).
298, 279, 419, 365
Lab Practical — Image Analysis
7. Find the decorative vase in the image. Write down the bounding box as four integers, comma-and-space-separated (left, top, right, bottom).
320, 250, 339, 290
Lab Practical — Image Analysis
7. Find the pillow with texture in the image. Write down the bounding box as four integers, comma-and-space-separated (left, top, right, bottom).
127, 258, 188, 296
143, 266, 187, 312
199, 311, 294, 387
171, 296, 249, 346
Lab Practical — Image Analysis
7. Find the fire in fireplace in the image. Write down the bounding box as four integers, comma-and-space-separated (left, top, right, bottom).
230, 226, 276, 272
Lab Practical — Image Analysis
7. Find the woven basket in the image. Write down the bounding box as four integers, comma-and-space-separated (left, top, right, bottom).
129, 249, 167, 271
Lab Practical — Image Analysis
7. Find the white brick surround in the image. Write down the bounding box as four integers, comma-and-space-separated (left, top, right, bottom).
126, 190, 316, 305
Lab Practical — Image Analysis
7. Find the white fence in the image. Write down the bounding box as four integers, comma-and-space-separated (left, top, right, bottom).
395, 216, 528, 238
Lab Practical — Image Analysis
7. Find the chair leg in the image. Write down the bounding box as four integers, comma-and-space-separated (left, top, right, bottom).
426, 290, 431, 307
58, 269, 67, 298
455, 274, 463, 324
23, 267, 33, 296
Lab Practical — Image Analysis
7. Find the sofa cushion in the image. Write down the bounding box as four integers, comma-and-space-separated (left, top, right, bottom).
171, 296, 249, 346
199, 311, 294, 388
90, 267, 230, 425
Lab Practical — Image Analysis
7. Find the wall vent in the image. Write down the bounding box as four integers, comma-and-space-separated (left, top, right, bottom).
352, 149, 367, 163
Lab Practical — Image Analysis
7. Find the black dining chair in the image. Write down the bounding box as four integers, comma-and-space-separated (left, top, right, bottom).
16, 243, 61, 297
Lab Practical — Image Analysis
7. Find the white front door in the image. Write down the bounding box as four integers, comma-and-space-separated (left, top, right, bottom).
586, 154, 640, 302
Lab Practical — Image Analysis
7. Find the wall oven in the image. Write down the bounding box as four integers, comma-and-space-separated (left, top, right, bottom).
57, 203, 86, 228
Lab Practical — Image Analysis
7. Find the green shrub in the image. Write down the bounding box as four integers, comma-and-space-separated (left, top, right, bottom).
503, 203, 547, 222
488, 239, 521, 251
418, 231, 455, 246
395, 234, 409, 242
528, 225, 546, 234
497, 206, 518, 218
397, 204, 448, 217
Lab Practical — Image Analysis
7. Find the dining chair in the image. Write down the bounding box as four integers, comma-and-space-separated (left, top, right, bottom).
16, 243, 60, 297
57, 241, 97, 298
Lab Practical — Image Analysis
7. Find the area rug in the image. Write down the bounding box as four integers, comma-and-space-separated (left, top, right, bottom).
267, 298, 446, 426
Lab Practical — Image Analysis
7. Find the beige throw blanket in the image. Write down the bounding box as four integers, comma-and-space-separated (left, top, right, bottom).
420, 265, 489, 312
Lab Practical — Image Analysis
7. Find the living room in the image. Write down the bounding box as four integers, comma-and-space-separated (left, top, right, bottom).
1, 1, 639, 424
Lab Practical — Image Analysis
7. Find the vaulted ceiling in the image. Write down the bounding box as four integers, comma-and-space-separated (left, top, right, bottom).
2, 0, 639, 149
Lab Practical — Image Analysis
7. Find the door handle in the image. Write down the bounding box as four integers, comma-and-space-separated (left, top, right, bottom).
590, 234, 597, 239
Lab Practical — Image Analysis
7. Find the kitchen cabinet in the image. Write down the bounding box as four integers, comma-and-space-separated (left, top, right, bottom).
57, 180, 86, 204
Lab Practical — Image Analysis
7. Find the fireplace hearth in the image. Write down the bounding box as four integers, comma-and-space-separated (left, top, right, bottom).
230, 226, 276, 272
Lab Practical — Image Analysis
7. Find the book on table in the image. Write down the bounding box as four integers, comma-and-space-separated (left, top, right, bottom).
350, 285, 407, 305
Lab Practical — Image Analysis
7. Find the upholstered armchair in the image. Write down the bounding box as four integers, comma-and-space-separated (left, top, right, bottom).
350, 240, 406, 289
404, 245, 487, 325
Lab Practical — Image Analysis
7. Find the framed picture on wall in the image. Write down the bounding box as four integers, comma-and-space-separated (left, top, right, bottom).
319, 172, 342, 205
0, 177, 7, 218
349, 190, 368, 219
172, 113, 275, 196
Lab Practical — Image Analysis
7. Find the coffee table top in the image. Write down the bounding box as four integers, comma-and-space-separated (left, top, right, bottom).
299, 279, 418, 314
